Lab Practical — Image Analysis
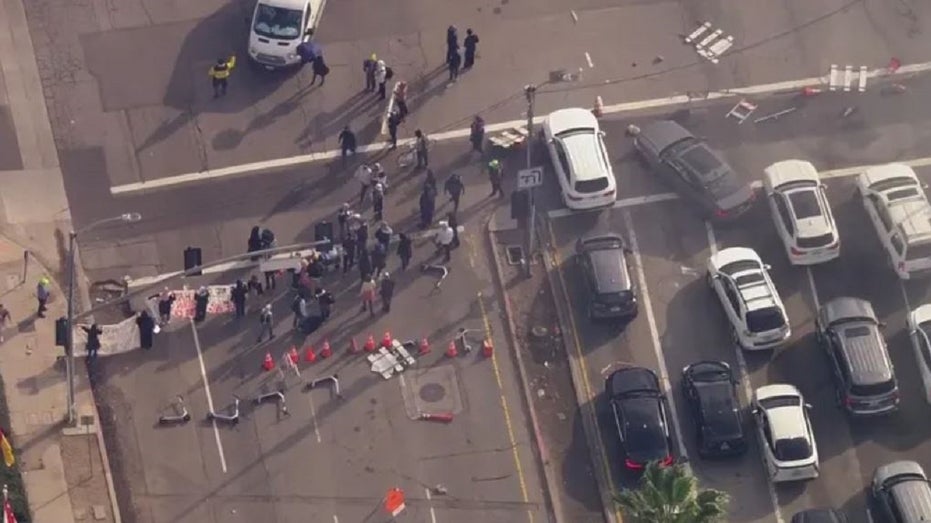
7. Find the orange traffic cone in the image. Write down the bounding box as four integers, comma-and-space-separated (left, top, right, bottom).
349, 338, 361, 354
482, 338, 494, 358
320, 339, 333, 359
381, 331, 393, 349
304, 345, 317, 363
420, 412, 454, 423
418, 337, 431, 355
364, 334, 376, 353
445, 341, 458, 358
262, 351, 274, 371
289, 346, 300, 365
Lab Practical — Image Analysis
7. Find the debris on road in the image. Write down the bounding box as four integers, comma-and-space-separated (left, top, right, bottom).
754, 107, 798, 124
419, 412, 454, 423
725, 99, 758, 124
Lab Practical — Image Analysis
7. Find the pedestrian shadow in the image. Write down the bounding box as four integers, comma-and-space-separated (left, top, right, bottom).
213, 83, 322, 151
295, 91, 382, 147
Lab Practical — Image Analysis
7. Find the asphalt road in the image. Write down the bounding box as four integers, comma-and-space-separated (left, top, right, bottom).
545, 71, 931, 522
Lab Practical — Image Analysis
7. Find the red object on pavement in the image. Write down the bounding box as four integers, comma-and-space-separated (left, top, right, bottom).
304, 345, 317, 363
800, 86, 821, 97
320, 339, 333, 358
888, 57, 901, 73
382, 331, 392, 348
420, 412, 454, 423
289, 346, 300, 365
445, 341, 458, 358
3, 498, 17, 523
383, 487, 406, 516
364, 334, 376, 352
349, 338, 361, 354
418, 337, 431, 355
262, 351, 274, 371
482, 338, 494, 358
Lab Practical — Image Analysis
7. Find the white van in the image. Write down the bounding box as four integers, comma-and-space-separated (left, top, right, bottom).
247, 0, 315, 69
857, 164, 931, 279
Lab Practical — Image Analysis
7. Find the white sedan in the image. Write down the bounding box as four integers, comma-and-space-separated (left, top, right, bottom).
542, 108, 617, 210
908, 304, 931, 404
751, 384, 820, 483
763, 160, 840, 265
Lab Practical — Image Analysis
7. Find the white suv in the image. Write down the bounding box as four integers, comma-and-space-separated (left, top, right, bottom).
752, 384, 820, 483
858, 163, 931, 279
763, 160, 840, 265
707, 247, 791, 350
543, 108, 617, 210
907, 304, 931, 404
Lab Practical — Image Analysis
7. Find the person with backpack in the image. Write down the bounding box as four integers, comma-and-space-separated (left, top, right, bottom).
83, 324, 103, 360
444, 173, 465, 214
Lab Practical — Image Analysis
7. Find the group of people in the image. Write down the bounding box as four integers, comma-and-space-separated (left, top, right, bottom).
446, 25, 480, 82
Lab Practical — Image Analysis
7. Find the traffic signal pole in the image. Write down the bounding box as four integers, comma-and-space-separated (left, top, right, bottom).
523, 84, 537, 278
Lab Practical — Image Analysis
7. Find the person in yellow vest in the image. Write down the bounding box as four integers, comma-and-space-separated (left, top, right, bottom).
208, 55, 236, 98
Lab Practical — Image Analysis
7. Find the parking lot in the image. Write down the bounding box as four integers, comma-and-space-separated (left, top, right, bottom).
543, 72, 931, 522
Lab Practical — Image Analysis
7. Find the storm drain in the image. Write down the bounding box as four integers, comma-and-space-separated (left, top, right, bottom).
505, 245, 524, 266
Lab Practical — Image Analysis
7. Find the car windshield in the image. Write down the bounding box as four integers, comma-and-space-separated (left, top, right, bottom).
719, 260, 760, 276
869, 176, 917, 193
758, 395, 799, 410
692, 368, 730, 383
253, 4, 303, 39
788, 190, 822, 220
576, 178, 610, 193
773, 436, 812, 461
555, 127, 595, 140
598, 291, 633, 305
747, 307, 786, 332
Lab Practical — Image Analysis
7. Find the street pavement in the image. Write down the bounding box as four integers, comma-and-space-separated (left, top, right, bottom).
545, 71, 931, 521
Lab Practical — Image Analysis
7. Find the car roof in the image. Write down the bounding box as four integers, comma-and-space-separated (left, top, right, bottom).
608, 367, 660, 398
561, 132, 608, 181
765, 401, 808, 441
587, 249, 631, 293
258, 0, 309, 9
875, 460, 927, 484
697, 381, 741, 436
821, 297, 877, 326
638, 120, 694, 153
888, 198, 931, 241
765, 160, 820, 191
546, 108, 598, 135
711, 246, 760, 268
836, 323, 893, 384
861, 163, 919, 189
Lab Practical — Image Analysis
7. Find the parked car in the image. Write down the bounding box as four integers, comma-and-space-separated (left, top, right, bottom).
575, 233, 637, 321
816, 297, 899, 416
763, 160, 840, 265
632, 120, 755, 219
605, 367, 675, 471
871, 461, 931, 522
907, 304, 931, 405
857, 163, 931, 279
751, 384, 820, 483
542, 108, 617, 210
707, 247, 791, 350
681, 361, 746, 457
791, 508, 848, 523
248, 0, 315, 69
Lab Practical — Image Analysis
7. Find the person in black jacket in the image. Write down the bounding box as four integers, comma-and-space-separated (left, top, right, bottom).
358, 247, 372, 283
463, 29, 479, 70
342, 235, 357, 273
247, 226, 262, 261
136, 311, 155, 350
194, 286, 209, 322
83, 324, 102, 360
397, 233, 412, 270
231, 280, 247, 318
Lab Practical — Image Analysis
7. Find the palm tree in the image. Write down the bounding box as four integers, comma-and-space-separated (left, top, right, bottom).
614, 461, 729, 523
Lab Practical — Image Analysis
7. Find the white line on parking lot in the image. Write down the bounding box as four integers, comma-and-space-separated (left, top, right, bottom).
425, 487, 438, 523
703, 222, 785, 523
332, 515, 339, 523
306, 386, 322, 443
109, 62, 931, 195
190, 319, 228, 473
623, 211, 690, 463
585, 52, 594, 68
548, 193, 680, 218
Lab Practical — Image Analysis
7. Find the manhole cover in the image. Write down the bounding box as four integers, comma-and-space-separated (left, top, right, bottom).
419, 383, 446, 403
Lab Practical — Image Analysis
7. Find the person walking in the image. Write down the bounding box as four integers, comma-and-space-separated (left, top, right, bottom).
488, 158, 504, 197
387, 110, 401, 150
341, 234, 357, 273
414, 129, 429, 169
374, 221, 393, 252
444, 173, 465, 214
355, 163, 373, 204
360, 275, 377, 316
358, 247, 372, 283
447, 212, 460, 249
419, 188, 436, 229
375, 60, 388, 100
424, 169, 438, 195
339, 125, 357, 163
208, 55, 236, 98
247, 275, 264, 296
36, 277, 50, 318
136, 310, 155, 350
463, 29, 479, 70
247, 226, 263, 260
291, 293, 307, 328
337, 203, 352, 239
446, 26, 459, 63
397, 233, 413, 270
231, 280, 248, 318
257, 304, 274, 343
395, 81, 409, 120
470, 115, 485, 153
157, 288, 175, 325
372, 183, 385, 222
310, 55, 330, 85
264, 269, 277, 292
371, 243, 387, 279
355, 222, 369, 258
379, 272, 396, 313
435, 220, 455, 262
0, 304, 10, 343
194, 286, 210, 322
447, 48, 461, 82
83, 323, 102, 360
315, 287, 335, 320
297, 41, 317, 67
363, 53, 378, 92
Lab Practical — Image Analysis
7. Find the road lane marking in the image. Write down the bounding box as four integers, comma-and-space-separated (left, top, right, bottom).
703, 222, 784, 523
306, 390, 322, 443
623, 211, 689, 462
189, 318, 228, 473
425, 488, 438, 523
109, 61, 931, 195
585, 52, 594, 68
477, 291, 533, 522
546, 221, 624, 523
332, 515, 338, 523
548, 193, 680, 218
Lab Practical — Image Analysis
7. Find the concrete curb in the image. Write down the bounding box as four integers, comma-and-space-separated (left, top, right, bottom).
484, 220, 565, 523
538, 226, 621, 523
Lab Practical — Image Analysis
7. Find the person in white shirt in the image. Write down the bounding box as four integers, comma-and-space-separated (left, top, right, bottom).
434, 221, 454, 262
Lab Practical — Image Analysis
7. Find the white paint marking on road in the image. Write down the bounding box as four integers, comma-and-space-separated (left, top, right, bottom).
332, 515, 339, 523
306, 389, 322, 443
424, 487, 438, 523
622, 210, 690, 464
190, 318, 228, 473
584, 52, 594, 68
703, 222, 785, 523
109, 60, 931, 195
805, 267, 821, 311
570, 10, 578, 23
821, 155, 931, 180
548, 192, 680, 218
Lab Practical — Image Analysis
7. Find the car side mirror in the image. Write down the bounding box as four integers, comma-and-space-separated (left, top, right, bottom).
879, 321, 887, 329
763, 264, 772, 270
804, 403, 813, 410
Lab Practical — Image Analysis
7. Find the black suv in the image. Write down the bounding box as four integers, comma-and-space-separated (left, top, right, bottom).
575, 233, 637, 321
606, 367, 675, 471
816, 297, 899, 416
681, 361, 746, 458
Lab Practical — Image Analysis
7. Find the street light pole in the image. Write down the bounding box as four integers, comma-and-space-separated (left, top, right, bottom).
523, 84, 537, 278
65, 212, 141, 425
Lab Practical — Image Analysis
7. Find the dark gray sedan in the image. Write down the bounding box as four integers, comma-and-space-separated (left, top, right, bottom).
632, 120, 755, 220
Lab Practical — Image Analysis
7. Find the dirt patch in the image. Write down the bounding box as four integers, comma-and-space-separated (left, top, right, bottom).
60, 433, 114, 521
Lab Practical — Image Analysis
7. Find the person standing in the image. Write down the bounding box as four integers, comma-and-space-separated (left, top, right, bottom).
337, 203, 352, 239
375, 60, 388, 100
310, 55, 330, 86
444, 173, 464, 214
247, 226, 263, 260
379, 273, 396, 313
355, 222, 369, 258
414, 130, 429, 169
342, 234, 357, 273
247, 275, 264, 296
387, 110, 401, 150
371, 243, 387, 279
397, 233, 413, 270
447, 48, 462, 82
359, 275, 377, 316
435, 221, 455, 263
0, 304, 10, 343
446, 26, 459, 63
231, 280, 247, 318
83, 324, 102, 360
374, 221, 393, 252
355, 163, 373, 204
419, 188, 436, 229
194, 286, 209, 322
157, 288, 175, 325
291, 293, 307, 328
208, 55, 236, 98
36, 277, 50, 318
372, 183, 385, 222
257, 304, 274, 343
315, 287, 335, 320
488, 158, 504, 197
363, 53, 378, 92
395, 81, 409, 120
264, 269, 277, 292
339, 125, 357, 163
136, 311, 155, 350
470, 115, 485, 153
463, 29, 479, 70
358, 247, 372, 283
424, 169, 438, 195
